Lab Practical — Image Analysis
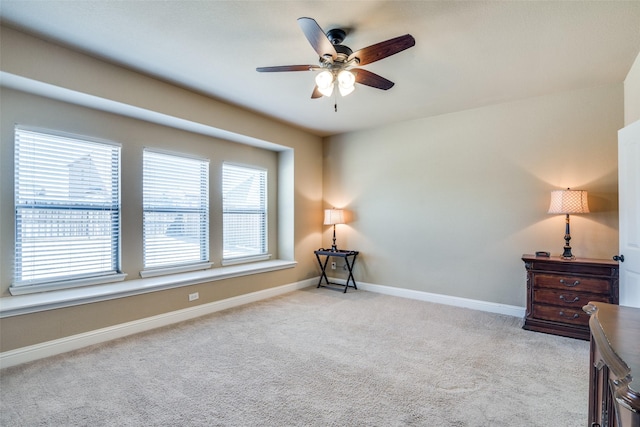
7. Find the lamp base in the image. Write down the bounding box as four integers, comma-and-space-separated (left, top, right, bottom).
330, 225, 338, 252
561, 241, 574, 260
561, 252, 575, 260
560, 214, 575, 260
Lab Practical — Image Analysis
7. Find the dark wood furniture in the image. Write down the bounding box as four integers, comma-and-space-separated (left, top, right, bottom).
522, 254, 618, 340
583, 302, 640, 427
315, 249, 359, 293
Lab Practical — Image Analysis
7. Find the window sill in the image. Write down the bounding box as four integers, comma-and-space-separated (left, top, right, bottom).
139, 262, 214, 278
0, 259, 297, 318
221, 254, 271, 266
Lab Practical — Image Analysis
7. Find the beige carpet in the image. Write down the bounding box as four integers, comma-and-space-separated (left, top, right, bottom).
0, 287, 589, 426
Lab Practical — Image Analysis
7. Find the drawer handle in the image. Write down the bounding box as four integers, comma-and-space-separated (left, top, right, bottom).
559, 295, 579, 303
559, 311, 579, 319
559, 279, 580, 287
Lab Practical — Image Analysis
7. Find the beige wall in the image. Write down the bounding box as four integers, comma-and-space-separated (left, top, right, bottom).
624, 51, 640, 126
323, 84, 622, 307
0, 27, 323, 352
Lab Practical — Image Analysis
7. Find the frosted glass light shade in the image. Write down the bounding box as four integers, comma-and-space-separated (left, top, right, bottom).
324, 209, 345, 225
337, 70, 355, 96
548, 189, 590, 214
315, 70, 334, 97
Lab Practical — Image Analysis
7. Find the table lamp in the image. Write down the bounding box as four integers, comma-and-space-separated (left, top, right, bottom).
547, 188, 589, 259
324, 208, 345, 252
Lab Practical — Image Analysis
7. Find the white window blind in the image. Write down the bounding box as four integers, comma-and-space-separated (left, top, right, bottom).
13, 126, 122, 290
143, 149, 209, 271
222, 163, 267, 261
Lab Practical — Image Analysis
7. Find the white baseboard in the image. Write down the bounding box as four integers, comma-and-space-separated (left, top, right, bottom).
329, 278, 526, 318
0, 278, 316, 369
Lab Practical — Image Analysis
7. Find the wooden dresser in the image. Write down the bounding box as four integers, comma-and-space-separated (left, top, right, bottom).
522, 254, 618, 340
583, 302, 640, 427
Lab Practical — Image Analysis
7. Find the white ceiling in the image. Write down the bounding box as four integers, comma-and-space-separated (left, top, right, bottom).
1, 1, 640, 137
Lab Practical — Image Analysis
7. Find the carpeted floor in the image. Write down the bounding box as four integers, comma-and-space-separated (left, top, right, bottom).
0, 287, 589, 426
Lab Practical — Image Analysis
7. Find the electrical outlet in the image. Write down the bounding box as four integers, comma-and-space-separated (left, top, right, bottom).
188, 292, 199, 302
331, 262, 337, 270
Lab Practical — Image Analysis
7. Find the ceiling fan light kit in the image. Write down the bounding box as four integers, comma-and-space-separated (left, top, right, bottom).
256, 17, 415, 106
315, 69, 356, 97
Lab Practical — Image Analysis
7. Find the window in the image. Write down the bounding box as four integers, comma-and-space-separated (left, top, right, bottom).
142, 149, 209, 274
222, 163, 268, 262
13, 126, 122, 294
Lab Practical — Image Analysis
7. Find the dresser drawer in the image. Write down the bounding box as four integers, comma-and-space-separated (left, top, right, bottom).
533, 305, 589, 326
525, 258, 616, 277
534, 274, 611, 294
533, 289, 611, 308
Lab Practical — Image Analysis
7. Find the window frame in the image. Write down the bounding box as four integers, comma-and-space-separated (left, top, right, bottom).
11, 126, 125, 295
221, 162, 270, 265
140, 148, 211, 278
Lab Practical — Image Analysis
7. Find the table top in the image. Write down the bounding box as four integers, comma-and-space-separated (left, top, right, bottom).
314, 249, 359, 256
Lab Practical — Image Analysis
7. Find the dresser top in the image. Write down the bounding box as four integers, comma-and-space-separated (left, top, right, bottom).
522, 254, 619, 267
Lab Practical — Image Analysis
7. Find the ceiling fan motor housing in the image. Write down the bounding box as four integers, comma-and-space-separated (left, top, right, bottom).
334, 44, 353, 57
319, 28, 353, 65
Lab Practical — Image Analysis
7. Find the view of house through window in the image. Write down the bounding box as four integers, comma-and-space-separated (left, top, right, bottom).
13, 126, 122, 290
222, 163, 268, 261
142, 149, 209, 270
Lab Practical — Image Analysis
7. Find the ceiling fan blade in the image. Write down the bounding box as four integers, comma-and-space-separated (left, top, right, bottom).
354, 69, 395, 90
256, 65, 320, 72
348, 34, 415, 66
297, 17, 337, 60
311, 86, 323, 99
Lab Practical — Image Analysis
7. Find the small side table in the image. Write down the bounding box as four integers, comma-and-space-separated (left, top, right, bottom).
314, 249, 359, 293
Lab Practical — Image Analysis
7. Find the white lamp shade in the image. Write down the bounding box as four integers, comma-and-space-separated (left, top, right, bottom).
548, 189, 590, 214
338, 83, 355, 96
337, 70, 355, 96
315, 70, 334, 97
324, 209, 345, 225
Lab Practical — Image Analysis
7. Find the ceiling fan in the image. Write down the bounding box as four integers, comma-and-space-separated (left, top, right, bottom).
256, 17, 415, 101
